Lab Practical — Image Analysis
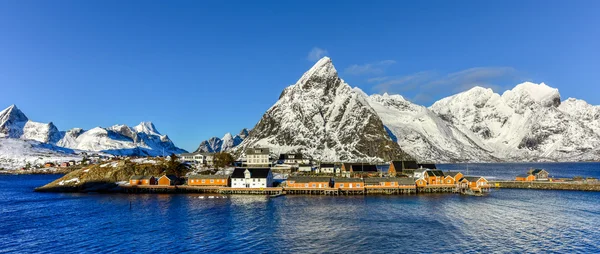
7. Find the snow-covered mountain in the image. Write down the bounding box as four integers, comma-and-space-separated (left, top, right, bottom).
366, 93, 497, 162
232, 57, 600, 163
195, 128, 248, 153
429, 82, 600, 161
0, 138, 82, 170
0, 105, 62, 143
236, 57, 408, 162
0, 105, 186, 158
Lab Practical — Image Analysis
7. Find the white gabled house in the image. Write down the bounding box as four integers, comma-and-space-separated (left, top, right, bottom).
413, 168, 429, 180
230, 168, 273, 188
319, 163, 336, 174
245, 148, 271, 167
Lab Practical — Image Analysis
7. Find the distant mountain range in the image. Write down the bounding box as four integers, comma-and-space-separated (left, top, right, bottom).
229, 57, 600, 162
3, 56, 599, 168
195, 128, 249, 153
0, 105, 187, 158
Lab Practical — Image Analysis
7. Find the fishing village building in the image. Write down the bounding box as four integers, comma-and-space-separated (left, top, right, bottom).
388, 160, 418, 176
318, 163, 337, 174
364, 177, 417, 194
460, 176, 490, 191
129, 175, 157, 185
349, 164, 379, 177
278, 153, 308, 165
188, 175, 229, 186
180, 152, 215, 166
158, 175, 180, 186
245, 148, 271, 167
230, 168, 273, 188
444, 171, 464, 184
516, 169, 549, 181
425, 170, 446, 185
286, 176, 331, 188
298, 164, 314, 172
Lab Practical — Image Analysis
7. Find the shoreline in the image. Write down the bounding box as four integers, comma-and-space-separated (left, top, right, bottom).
490, 181, 600, 192
34, 181, 600, 194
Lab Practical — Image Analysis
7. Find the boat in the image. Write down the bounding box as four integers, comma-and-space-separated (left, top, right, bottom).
269, 193, 284, 198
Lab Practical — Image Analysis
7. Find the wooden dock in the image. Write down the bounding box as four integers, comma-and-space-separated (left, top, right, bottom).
490, 181, 600, 192
121, 184, 482, 196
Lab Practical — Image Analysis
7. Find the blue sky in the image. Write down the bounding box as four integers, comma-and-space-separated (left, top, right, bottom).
1, 0, 599, 151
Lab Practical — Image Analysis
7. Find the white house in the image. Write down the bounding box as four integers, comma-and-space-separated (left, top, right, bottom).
413, 168, 429, 180
298, 164, 314, 173
179, 152, 215, 166
245, 148, 271, 167
278, 153, 310, 165
319, 163, 336, 174
230, 168, 273, 188
180, 152, 205, 163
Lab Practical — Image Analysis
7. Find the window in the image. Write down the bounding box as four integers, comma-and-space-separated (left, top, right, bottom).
356, 184, 360, 187
210, 179, 214, 183
305, 184, 308, 187
201, 179, 205, 183
340, 184, 344, 187
312, 184, 316, 187
391, 182, 395, 186
381, 182, 385, 186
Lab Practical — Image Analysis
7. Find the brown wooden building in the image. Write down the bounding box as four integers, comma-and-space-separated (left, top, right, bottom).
444, 171, 463, 185
188, 174, 229, 186
333, 178, 364, 189
388, 161, 419, 176
157, 175, 180, 186
425, 170, 445, 185
286, 176, 331, 188
460, 176, 489, 190
129, 175, 157, 185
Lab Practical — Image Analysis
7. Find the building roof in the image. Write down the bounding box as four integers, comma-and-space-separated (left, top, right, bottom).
391, 160, 419, 170
418, 163, 437, 169
363, 177, 414, 185
188, 174, 229, 179
287, 176, 331, 183
278, 153, 303, 160
231, 168, 271, 178
160, 175, 179, 181
397, 177, 417, 185
426, 170, 445, 177
516, 174, 530, 178
530, 169, 547, 175
319, 163, 335, 168
445, 171, 462, 177
333, 178, 364, 183
246, 148, 270, 155
461, 176, 485, 182
130, 175, 154, 180
350, 164, 378, 172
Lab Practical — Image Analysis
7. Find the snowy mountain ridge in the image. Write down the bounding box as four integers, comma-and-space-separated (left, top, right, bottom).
0, 105, 186, 158
195, 128, 249, 153
234, 57, 600, 162
235, 57, 408, 162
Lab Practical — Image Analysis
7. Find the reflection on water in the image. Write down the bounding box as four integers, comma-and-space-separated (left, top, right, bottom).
1, 174, 600, 253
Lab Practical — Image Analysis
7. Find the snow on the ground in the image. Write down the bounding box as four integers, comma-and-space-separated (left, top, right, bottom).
58, 177, 80, 186
0, 138, 82, 170
130, 158, 158, 164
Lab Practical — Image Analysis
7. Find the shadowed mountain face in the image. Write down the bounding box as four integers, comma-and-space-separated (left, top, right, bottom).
195, 128, 249, 153
236, 57, 409, 162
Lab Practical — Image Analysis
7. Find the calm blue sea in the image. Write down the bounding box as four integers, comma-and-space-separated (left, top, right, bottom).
1, 163, 599, 253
